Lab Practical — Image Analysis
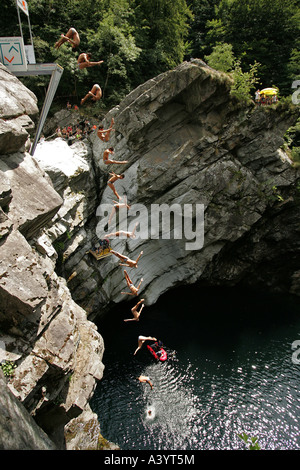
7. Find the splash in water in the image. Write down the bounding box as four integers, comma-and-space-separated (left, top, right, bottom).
145, 405, 156, 420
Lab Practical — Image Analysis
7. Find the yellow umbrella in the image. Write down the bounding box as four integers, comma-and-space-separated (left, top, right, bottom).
259, 88, 278, 95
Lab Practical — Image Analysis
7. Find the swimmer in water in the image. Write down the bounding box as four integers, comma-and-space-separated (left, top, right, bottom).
146, 406, 155, 418
124, 299, 145, 322
134, 335, 157, 355
122, 270, 144, 297
138, 375, 153, 389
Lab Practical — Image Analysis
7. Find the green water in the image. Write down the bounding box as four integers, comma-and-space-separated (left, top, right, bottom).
90, 285, 300, 450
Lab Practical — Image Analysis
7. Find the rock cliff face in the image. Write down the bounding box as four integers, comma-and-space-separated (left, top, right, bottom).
0, 64, 105, 449
0, 370, 56, 450
0, 59, 299, 449
50, 60, 299, 315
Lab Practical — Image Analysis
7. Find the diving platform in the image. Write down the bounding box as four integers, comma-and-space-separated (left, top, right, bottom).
14, 63, 64, 156
0, 1, 64, 155
88, 248, 112, 261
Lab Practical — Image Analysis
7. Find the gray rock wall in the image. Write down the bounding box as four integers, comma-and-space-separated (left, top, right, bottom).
56, 60, 300, 314
0, 370, 56, 450
0, 58, 299, 449
0, 64, 105, 449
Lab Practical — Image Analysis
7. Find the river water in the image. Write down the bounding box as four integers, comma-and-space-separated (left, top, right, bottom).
90, 285, 300, 450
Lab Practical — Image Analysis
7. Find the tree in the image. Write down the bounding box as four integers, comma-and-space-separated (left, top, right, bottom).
238, 432, 261, 450
85, 0, 141, 106
205, 42, 234, 72
186, 0, 220, 58
205, 43, 260, 104
132, 0, 193, 80
230, 59, 260, 104
205, 0, 300, 95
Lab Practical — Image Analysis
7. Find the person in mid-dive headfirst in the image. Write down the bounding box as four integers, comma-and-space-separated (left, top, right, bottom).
55, 27, 80, 50
134, 335, 157, 355
124, 299, 145, 322
121, 270, 143, 297
103, 147, 128, 165
77, 52, 104, 70
108, 198, 130, 225
98, 118, 115, 142
107, 171, 124, 200
138, 375, 153, 390
81, 84, 102, 105
111, 249, 143, 268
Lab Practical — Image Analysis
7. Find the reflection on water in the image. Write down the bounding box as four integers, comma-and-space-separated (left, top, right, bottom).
90, 286, 300, 450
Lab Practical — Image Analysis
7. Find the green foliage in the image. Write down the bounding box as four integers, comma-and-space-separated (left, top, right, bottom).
291, 147, 300, 165
5, 0, 192, 109
284, 118, 300, 165
187, 0, 220, 57
1, 0, 298, 110
132, 0, 193, 81
0, 361, 17, 377
189, 0, 300, 96
86, 0, 142, 106
271, 185, 284, 202
205, 43, 260, 104
205, 42, 234, 72
238, 432, 261, 450
230, 60, 260, 104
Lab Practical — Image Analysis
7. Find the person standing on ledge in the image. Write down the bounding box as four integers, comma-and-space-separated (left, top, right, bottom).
77, 52, 104, 70
55, 27, 80, 51
124, 299, 145, 322
81, 84, 102, 105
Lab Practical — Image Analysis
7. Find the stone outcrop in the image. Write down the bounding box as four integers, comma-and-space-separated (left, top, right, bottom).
0, 369, 56, 450
64, 404, 120, 450
48, 60, 299, 314
0, 64, 105, 449
0, 64, 38, 154
0, 58, 299, 450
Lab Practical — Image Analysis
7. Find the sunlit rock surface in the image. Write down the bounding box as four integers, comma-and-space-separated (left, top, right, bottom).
0, 65, 105, 449
0, 58, 299, 449
55, 60, 299, 311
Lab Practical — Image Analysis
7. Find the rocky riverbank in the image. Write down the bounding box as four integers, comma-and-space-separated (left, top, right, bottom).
0, 59, 299, 449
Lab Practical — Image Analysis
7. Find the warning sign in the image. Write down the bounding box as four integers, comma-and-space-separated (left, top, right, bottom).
17, 0, 29, 17
0, 37, 27, 72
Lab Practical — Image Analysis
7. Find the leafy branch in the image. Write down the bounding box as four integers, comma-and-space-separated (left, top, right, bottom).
238, 432, 261, 450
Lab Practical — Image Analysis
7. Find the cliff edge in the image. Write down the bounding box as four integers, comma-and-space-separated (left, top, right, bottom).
0, 58, 299, 449
0, 64, 105, 449
49, 60, 299, 314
